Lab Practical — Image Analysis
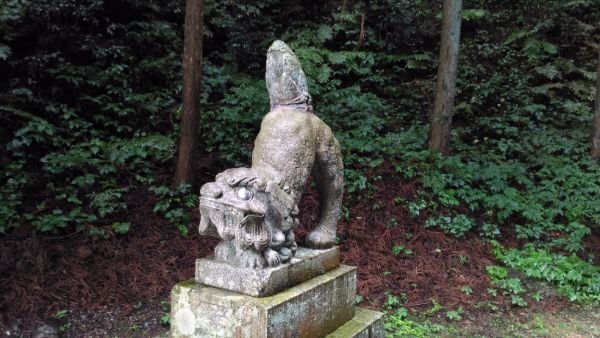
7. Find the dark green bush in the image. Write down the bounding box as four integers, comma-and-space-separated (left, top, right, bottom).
0, 0, 598, 254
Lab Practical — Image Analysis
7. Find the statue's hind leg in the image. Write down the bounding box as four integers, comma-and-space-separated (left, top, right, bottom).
306, 130, 343, 249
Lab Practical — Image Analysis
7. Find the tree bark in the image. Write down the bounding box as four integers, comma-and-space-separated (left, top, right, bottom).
173, 0, 204, 188
427, 0, 462, 155
591, 52, 600, 160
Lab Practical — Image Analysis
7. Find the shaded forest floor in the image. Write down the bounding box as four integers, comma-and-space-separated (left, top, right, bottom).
1, 164, 598, 337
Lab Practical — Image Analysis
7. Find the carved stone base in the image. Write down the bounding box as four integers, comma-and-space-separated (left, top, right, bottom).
195, 246, 340, 297
171, 265, 357, 337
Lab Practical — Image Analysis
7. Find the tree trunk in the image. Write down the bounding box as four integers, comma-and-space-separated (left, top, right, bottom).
427, 0, 463, 155
591, 52, 600, 160
173, 0, 204, 188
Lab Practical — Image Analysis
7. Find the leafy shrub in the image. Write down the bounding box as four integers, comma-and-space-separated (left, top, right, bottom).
0, 0, 182, 233
492, 242, 600, 303
150, 184, 197, 236
385, 308, 444, 338
389, 4, 600, 248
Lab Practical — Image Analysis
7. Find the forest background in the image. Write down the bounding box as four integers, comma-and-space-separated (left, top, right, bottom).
0, 0, 599, 336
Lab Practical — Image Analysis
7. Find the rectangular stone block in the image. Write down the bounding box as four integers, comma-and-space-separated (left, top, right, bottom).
195, 246, 340, 297
171, 265, 356, 338
326, 308, 384, 338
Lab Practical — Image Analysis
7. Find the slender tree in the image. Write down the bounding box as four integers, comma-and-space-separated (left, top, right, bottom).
591, 52, 600, 160
427, 0, 463, 155
173, 0, 204, 188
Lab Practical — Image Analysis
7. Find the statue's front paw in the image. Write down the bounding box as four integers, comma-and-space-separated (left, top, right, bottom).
306, 230, 336, 249
239, 250, 267, 269
278, 247, 292, 263
214, 241, 236, 262
264, 248, 281, 267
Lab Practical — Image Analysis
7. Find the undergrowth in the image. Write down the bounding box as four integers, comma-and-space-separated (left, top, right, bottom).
1, 1, 599, 257
491, 242, 600, 304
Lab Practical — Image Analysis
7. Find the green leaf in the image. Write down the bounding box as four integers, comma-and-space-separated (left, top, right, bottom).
54, 310, 68, 319
316, 25, 333, 43
486, 265, 508, 280
0, 44, 11, 60
504, 30, 531, 45
540, 41, 558, 54
112, 222, 131, 235
462, 9, 486, 21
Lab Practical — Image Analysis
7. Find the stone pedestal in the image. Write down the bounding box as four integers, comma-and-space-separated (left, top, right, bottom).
170, 248, 384, 337
195, 247, 341, 297
326, 308, 384, 338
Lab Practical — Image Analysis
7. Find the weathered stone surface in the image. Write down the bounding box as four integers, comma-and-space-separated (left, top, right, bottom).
326, 308, 384, 338
171, 265, 356, 338
195, 246, 340, 297
198, 40, 343, 269
265, 40, 311, 109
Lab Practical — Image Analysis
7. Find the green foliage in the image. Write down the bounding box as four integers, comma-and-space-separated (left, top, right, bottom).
160, 313, 170, 327
425, 214, 475, 237
53, 309, 68, 319
445, 307, 464, 321
385, 308, 444, 338
486, 263, 528, 307
111, 222, 131, 235
408, 201, 427, 218
7, 132, 176, 233
486, 265, 509, 280
88, 227, 108, 239
59, 323, 71, 333
460, 286, 473, 295
0, 0, 182, 234
384, 292, 406, 310
424, 299, 444, 315
389, 0, 599, 252
150, 184, 196, 236
462, 9, 486, 22
391, 244, 413, 256
160, 300, 171, 327
492, 243, 600, 303
384, 291, 446, 337
52, 309, 71, 332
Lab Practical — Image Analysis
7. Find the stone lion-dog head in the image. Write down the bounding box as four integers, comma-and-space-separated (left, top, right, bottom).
199, 168, 299, 268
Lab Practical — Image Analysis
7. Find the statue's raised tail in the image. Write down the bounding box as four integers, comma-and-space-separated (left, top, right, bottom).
266, 40, 312, 112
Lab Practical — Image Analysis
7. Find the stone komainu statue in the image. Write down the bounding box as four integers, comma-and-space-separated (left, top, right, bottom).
199, 40, 343, 268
